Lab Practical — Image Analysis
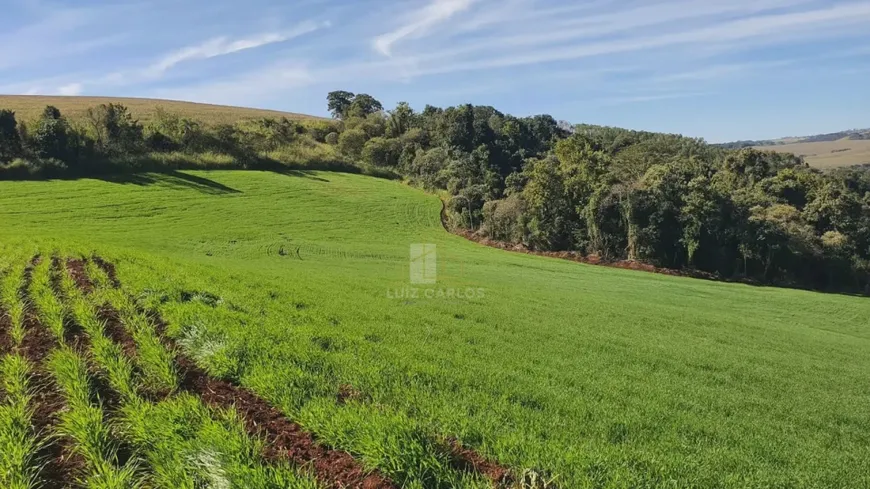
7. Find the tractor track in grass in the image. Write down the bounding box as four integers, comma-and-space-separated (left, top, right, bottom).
88, 256, 398, 489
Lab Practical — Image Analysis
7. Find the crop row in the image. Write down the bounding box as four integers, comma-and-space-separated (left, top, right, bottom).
0, 254, 524, 488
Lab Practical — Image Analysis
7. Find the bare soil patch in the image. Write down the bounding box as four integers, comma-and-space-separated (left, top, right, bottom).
91, 256, 120, 288
446, 438, 514, 486
66, 259, 94, 294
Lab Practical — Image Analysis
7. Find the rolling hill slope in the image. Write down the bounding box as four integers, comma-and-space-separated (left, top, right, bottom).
722, 129, 870, 168
753, 139, 870, 169
0, 95, 321, 124
1, 170, 869, 487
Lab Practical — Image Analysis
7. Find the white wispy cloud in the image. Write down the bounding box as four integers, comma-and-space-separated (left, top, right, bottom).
5, 0, 867, 140
146, 21, 325, 76
373, 0, 476, 56
651, 60, 794, 83
388, 1, 870, 77
152, 63, 314, 107
595, 92, 712, 106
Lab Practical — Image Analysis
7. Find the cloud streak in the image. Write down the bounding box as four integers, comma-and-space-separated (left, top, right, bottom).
373, 0, 476, 56
3, 0, 868, 141
147, 21, 325, 76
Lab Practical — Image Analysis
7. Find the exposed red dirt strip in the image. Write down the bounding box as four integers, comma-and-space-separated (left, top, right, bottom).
66, 259, 94, 294
20, 306, 86, 488
91, 256, 120, 288
16, 257, 87, 487
446, 438, 514, 485
83, 258, 397, 489
98, 305, 138, 359
176, 355, 395, 489
0, 312, 11, 355
90, 255, 519, 486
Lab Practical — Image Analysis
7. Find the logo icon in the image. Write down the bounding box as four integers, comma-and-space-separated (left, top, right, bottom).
410, 244, 436, 284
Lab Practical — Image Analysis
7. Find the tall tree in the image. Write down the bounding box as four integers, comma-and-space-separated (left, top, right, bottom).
0, 110, 21, 162
327, 91, 355, 119
346, 94, 384, 119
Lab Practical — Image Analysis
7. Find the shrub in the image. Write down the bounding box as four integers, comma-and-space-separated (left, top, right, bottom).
0, 158, 67, 179
337, 129, 368, 160
32, 114, 72, 161
0, 110, 22, 162
345, 114, 386, 138
302, 120, 341, 142
325, 132, 339, 145
234, 118, 299, 152
483, 195, 527, 242
146, 131, 177, 152
362, 137, 401, 167
409, 147, 450, 189
86, 103, 144, 153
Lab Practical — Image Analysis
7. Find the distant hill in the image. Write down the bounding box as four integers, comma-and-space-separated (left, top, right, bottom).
719, 128, 870, 149
0, 95, 322, 125
719, 128, 870, 169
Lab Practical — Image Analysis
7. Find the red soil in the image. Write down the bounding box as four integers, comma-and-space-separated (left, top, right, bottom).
65, 259, 94, 294
91, 256, 120, 288
452, 228, 720, 280
446, 438, 514, 486
0, 311, 11, 355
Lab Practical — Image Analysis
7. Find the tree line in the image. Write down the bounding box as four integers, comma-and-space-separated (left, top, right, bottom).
0, 103, 347, 178
325, 91, 870, 294
1, 93, 868, 293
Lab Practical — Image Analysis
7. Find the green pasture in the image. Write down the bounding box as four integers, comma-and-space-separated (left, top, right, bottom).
1, 169, 868, 488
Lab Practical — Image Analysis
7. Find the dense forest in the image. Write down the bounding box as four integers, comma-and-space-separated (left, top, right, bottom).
1, 93, 869, 293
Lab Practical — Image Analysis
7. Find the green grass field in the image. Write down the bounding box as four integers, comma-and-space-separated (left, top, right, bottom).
0, 95, 320, 125
1, 169, 869, 488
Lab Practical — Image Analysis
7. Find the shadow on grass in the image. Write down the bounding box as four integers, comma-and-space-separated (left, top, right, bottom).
95, 171, 242, 195
0, 151, 401, 194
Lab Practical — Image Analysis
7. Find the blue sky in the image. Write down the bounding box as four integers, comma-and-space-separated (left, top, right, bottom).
1, 0, 869, 142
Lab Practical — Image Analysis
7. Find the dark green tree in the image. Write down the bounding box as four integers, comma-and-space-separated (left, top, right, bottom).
0, 110, 22, 162
327, 90, 355, 119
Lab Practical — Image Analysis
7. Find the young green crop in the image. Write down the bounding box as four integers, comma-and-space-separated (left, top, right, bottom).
48, 347, 143, 488
119, 393, 320, 489
60, 264, 140, 402
0, 261, 28, 347
77, 262, 319, 488
95, 287, 178, 395
28, 256, 66, 341
2, 170, 870, 487
0, 354, 41, 489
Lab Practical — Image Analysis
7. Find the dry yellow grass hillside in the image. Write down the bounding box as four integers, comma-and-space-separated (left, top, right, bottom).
0, 95, 322, 125
754, 139, 870, 169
